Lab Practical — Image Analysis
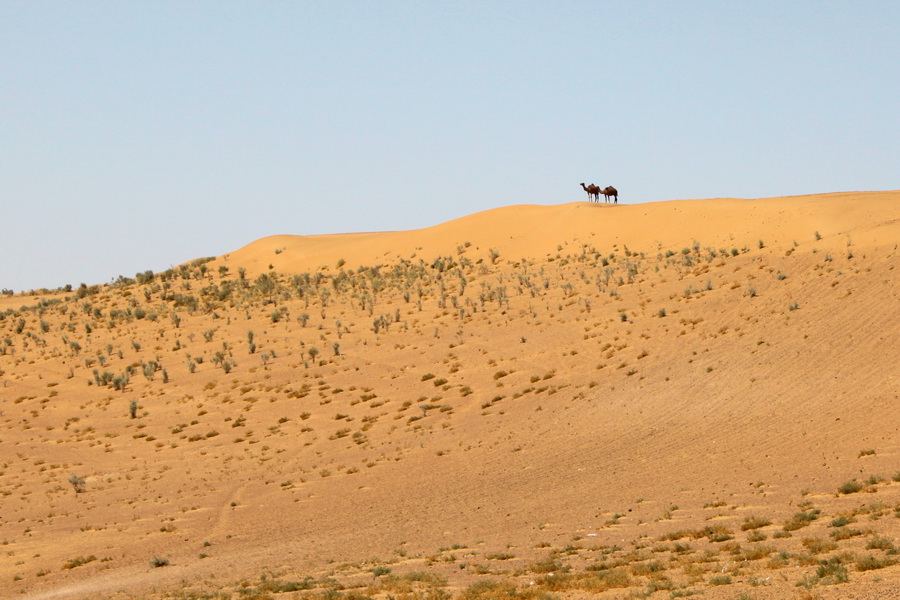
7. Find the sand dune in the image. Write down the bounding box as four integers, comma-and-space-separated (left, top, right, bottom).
217, 191, 900, 278
1, 191, 899, 599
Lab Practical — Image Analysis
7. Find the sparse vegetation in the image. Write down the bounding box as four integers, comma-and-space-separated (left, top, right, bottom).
1, 195, 897, 599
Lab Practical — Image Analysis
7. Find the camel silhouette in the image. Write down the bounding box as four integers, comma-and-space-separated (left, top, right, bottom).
580, 183, 600, 202
601, 186, 618, 204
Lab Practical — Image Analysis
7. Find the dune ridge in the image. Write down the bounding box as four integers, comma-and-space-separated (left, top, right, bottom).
217, 191, 900, 278
1, 191, 898, 599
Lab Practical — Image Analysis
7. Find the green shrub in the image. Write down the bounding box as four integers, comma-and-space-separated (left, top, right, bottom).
838, 479, 864, 494
783, 509, 820, 531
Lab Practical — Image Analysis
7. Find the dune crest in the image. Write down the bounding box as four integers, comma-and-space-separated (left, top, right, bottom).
216, 191, 900, 278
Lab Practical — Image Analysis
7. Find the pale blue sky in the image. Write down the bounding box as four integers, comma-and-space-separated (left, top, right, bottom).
2, 1, 898, 292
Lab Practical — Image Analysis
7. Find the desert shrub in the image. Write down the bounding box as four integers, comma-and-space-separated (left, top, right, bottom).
743, 544, 774, 560
741, 515, 771, 530
783, 509, 821, 531
809, 556, 849, 585
830, 527, 863, 541
68, 474, 86, 493
746, 530, 767, 542
838, 479, 864, 494
585, 567, 632, 591
462, 580, 549, 600
691, 524, 733, 542
803, 537, 837, 554
63, 555, 97, 569
630, 560, 665, 576
866, 535, 895, 551
529, 556, 567, 574
856, 554, 897, 571
149, 556, 170, 568
830, 515, 855, 527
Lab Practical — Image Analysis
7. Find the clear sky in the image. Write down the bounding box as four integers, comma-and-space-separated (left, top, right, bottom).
2, 2, 898, 292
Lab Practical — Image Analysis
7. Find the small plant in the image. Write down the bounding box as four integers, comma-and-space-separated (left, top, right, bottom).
838, 479, 864, 494
866, 535, 895, 551
856, 554, 897, 571
830, 516, 855, 527
746, 529, 767, 542
150, 556, 170, 568
129, 399, 138, 419
783, 508, 820, 531
803, 537, 837, 554
858, 448, 876, 457
741, 515, 771, 531
68, 474, 86, 493
810, 556, 849, 585
831, 527, 863, 541
63, 555, 97, 569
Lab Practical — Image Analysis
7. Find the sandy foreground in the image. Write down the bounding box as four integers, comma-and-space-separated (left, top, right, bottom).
1, 191, 898, 599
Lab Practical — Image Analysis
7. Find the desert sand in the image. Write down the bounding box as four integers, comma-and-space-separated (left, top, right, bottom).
1, 191, 898, 599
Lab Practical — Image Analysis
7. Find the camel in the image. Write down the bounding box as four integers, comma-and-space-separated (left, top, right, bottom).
601, 186, 618, 204
580, 183, 600, 202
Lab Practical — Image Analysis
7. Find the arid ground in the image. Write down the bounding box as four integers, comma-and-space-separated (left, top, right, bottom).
1, 192, 898, 600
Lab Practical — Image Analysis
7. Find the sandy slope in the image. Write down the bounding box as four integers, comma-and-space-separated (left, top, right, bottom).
1, 191, 898, 600
217, 191, 899, 278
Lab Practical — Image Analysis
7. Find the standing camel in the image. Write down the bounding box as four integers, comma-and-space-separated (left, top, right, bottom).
601, 186, 618, 204
580, 183, 600, 202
